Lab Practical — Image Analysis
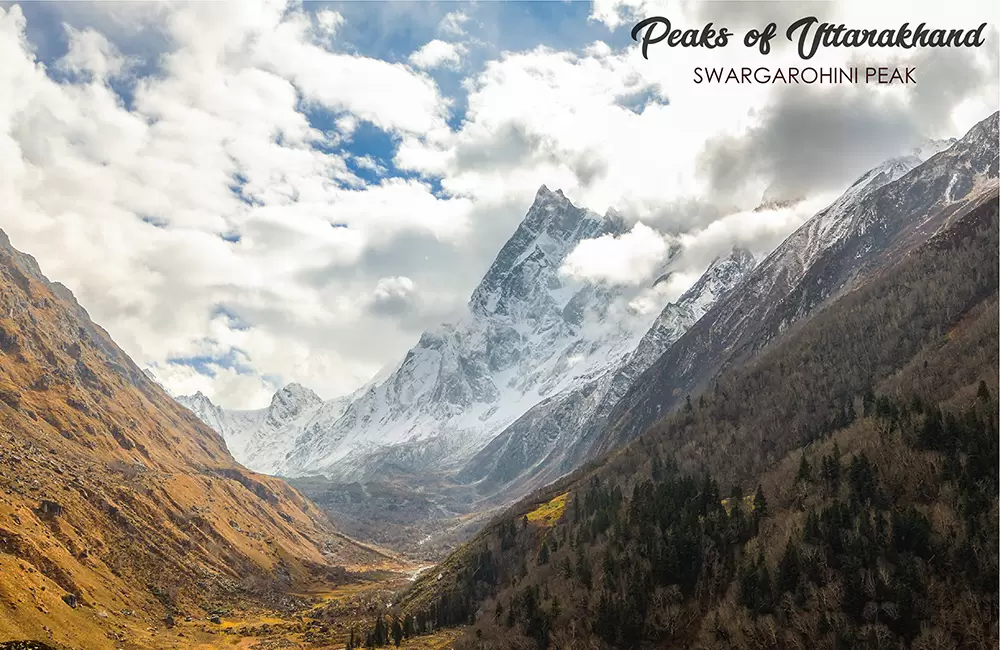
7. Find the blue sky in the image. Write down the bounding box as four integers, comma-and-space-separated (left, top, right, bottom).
0, 0, 994, 408
17, 0, 633, 189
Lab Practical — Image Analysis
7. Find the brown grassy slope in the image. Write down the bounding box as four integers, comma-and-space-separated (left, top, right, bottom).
0, 230, 389, 649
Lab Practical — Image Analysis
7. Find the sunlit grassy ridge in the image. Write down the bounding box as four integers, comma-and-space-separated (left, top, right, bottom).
525, 492, 568, 527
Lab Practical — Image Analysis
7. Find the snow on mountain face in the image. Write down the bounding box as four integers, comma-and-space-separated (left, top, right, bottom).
469, 186, 626, 320
690, 138, 964, 361
177, 383, 328, 473
271, 186, 684, 480
175, 392, 231, 444
626, 247, 756, 376
456, 245, 757, 498
593, 246, 758, 433
773, 140, 955, 289
176, 130, 977, 486
177, 186, 684, 480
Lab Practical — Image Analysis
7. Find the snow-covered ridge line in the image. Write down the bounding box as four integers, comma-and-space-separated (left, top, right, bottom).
177, 185, 678, 477
174, 132, 968, 485
454, 244, 758, 498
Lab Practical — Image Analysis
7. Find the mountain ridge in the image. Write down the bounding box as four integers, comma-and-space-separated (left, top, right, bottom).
174, 124, 987, 547
590, 111, 999, 460
0, 229, 388, 647
455, 244, 758, 501
367, 134, 1000, 649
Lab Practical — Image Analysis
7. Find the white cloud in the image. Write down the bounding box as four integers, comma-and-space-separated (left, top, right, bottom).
438, 11, 470, 37
148, 360, 279, 411
0, 0, 994, 412
322, 179, 473, 244
335, 114, 359, 137
0, 1, 463, 408
370, 276, 418, 315
57, 25, 131, 80
588, 0, 650, 30
315, 9, 344, 39
409, 40, 466, 70
353, 154, 388, 176
560, 222, 673, 286
675, 196, 836, 268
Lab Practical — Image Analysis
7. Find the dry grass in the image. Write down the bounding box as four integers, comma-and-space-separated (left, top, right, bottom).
0, 224, 394, 649
720, 494, 756, 515
525, 492, 568, 527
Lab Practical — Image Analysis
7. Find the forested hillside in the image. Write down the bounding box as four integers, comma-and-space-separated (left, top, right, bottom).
353, 193, 999, 649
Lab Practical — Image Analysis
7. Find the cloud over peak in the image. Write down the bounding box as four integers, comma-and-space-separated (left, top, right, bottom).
0, 0, 994, 408
560, 222, 674, 286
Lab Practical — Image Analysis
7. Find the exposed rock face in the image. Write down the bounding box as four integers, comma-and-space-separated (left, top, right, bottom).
178, 117, 996, 527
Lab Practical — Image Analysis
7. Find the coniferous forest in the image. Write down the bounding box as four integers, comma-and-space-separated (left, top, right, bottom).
359, 389, 997, 650
354, 194, 999, 648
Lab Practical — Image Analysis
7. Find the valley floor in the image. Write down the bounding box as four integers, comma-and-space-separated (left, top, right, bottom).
2, 563, 464, 649
286, 474, 503, 562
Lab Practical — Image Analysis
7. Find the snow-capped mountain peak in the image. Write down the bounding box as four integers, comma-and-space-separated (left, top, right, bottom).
455, 244, 758, 496
267, 383, 322, 423
910, 137, 957, 161
176, 130, 980, 488
174, 381, 328, 472
240, 187, 688, 480
175, 391, 229, 444
469, 186, 626, 320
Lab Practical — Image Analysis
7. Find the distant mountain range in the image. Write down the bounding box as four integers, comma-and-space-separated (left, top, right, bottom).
595, 122, 991, 461
178, 187, 753, 486
1, 93, 994, 649
177, 132, 967, 514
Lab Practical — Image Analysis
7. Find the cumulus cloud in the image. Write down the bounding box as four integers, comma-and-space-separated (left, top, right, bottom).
352, 154, 387, 176
560, 222, 673, 286
0, 0, 994, 411
409, 39, 466, 70
438, 11, 470, 37
56, 25, 132, 80
315, 9, 344, 39
395, 44, 682, 212
673, 196, 834, 269
148, 360, 279, 412
369, 276, 419, 316
322, 179, 472, 245
0, 1, 461, 408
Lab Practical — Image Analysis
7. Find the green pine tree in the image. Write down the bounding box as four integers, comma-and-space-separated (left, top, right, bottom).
776, 538, 800, 594
391, 616, 403, 647
753, 485, 768, 516
796, 454, 812, 483
538, 539, 550, 565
